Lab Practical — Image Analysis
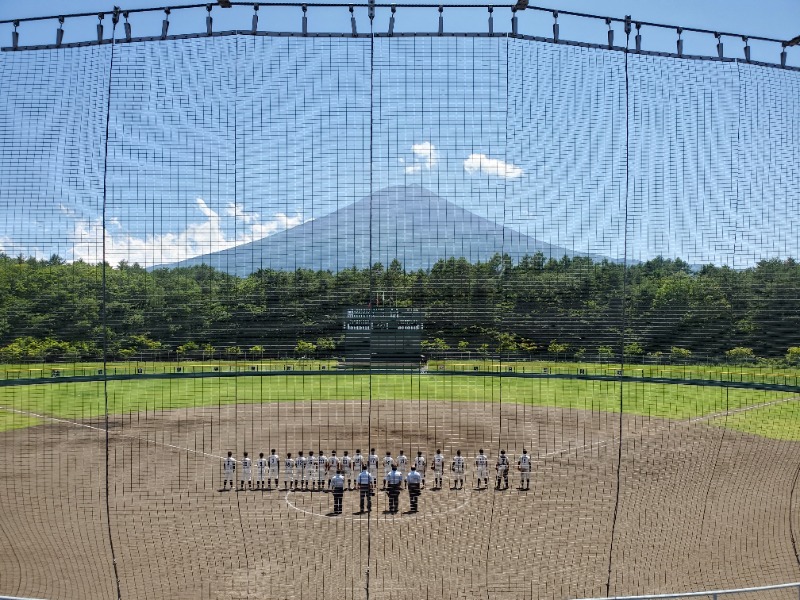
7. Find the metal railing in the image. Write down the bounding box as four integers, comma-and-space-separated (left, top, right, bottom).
575, 582, 800, 600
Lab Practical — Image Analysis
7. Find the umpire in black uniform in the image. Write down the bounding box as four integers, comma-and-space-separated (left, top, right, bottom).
385, 464, 403, 514
330, 469, 346, 515
406, 465, 422, 513
356, 465, 374, 513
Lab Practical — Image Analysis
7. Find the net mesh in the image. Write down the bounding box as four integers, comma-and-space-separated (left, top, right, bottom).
0, 20, 799, 600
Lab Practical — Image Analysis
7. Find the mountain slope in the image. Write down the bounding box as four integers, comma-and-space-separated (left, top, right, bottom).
157, 185, 610, 275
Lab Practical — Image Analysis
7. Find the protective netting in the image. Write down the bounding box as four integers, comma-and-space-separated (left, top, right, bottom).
0, 20, 799, 600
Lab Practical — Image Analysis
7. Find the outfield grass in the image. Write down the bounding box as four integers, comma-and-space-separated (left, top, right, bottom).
0, 370, 796, 439
2, 359, 799, 388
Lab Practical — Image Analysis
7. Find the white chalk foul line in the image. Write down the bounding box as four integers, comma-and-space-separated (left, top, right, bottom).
535, 395, 800, 463
0, 405, 226, 461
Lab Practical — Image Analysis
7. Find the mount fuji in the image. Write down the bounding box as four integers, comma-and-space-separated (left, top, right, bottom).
156, 185, 612, 275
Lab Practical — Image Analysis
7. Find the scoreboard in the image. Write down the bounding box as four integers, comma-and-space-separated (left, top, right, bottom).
343, 307, 424, 366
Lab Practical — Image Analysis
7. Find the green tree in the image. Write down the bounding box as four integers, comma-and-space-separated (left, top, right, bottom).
786, 347, 800, 364
670, 347, 692, 362
725, 347, 756, 362
316, 337, 336, 356
548, 340, 570, 360
598, 345, 614, 361
295, 340, 317, 356
623, 342, 644, 359
495, 333, 518, 353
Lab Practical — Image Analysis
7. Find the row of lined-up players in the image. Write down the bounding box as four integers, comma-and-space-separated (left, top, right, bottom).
221, 448, 534, 492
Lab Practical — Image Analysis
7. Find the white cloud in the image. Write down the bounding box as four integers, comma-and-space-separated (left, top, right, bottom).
68, 198, 303, 266
463, 153, 523, 179
404, 142, 439, 174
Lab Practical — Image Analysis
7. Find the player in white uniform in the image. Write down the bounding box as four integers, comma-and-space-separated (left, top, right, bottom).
517, 449, 532, 491
432, 449, 445, 490
341, 451, 353, 490
256, 452, 267, 490
317, 450, 328, 490
451, 449, 465, 490
268, 449, 280, 490
397, 451, 409, 488
382, 452, 394, 489
222, 451, 236, 491
353, 449, 365, 490
283, 453, 295, 491
307, 451, 319, 491
368, 448, 379, 482
495, 449, 509, 490
475, 449, 489, 490
295, 451, 307, 491
240, 452, 253, 491
415, 451, 427, 488
327, 451, 339, 490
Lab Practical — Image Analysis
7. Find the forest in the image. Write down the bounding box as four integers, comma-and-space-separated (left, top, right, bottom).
0, 252, 798, 364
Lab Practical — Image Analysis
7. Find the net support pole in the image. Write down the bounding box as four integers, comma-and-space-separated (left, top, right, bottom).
161, 9, 170, 40
56, 17, 64, 46
552, 11, 559, 43
251, 5, 258, 33
488, 6, 493, 35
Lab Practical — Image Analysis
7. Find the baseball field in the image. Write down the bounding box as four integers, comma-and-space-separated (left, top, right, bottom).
1, 364, 799, 599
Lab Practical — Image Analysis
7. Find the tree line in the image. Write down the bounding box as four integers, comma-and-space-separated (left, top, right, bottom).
0, 252, 799, 364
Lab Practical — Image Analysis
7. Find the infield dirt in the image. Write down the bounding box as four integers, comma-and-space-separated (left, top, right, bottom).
1, 399, 799, 600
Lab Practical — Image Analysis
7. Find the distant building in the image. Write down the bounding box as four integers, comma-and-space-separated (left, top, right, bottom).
342, 307, 424, 367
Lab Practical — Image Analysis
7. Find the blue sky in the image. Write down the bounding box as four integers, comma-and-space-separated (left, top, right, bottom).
0, 3, 798, 269
1, 1, 798, 63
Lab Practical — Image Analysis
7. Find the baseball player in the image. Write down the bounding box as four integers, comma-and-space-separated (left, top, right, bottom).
414, 451, 427, 488
240, 452, 253, 491
283, 452, 295, 491
330, 470, 346, 515
341, 451, 353, 490
368, 448, 379, 482
268, 449, 280, 490
432, 449, 445, 490
475, 449, 489, 490
382, 451, 394, 489
397, 450, 409, 488
356, 465, 375, 513
318, 450, 328, 491
295, 451, 307, 491
353, 449, 365, 479
256, 452, 267, 490
307, 451, 319, 491
385, 465, 403, 514
451, 449, 465, 490
517, 449, 531, 491
406, 465, 423, 513
495, 449, 509, 490
327, 451, 340, 490
222, 451, 236, 491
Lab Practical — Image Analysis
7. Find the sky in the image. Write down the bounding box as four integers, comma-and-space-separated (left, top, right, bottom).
1, 0, 798, 62
0, 2, 798, 270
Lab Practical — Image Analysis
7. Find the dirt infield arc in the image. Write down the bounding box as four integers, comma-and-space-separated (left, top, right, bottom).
1, 399, 800, 600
